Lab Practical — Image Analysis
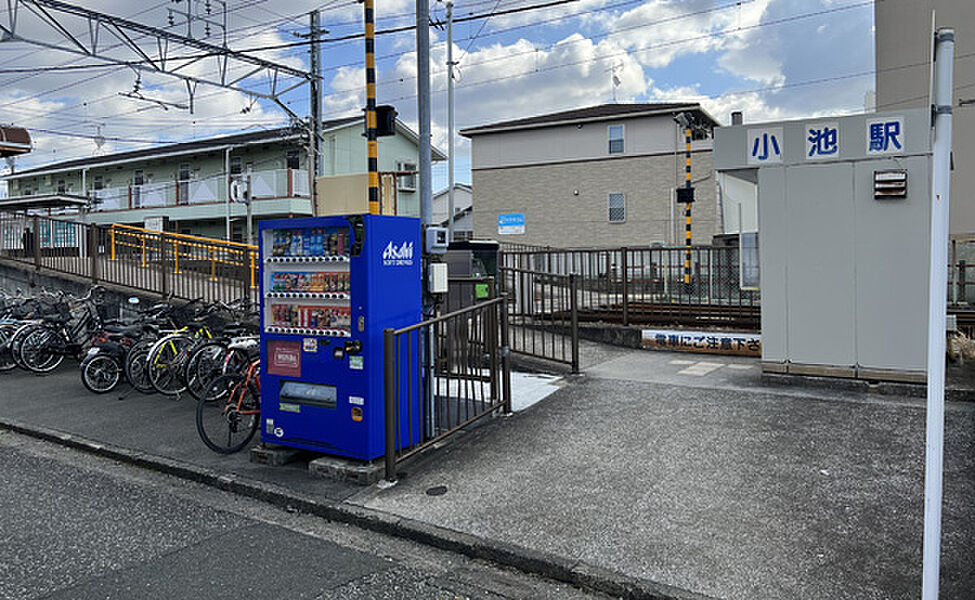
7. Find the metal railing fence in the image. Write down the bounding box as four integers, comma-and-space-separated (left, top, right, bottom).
499, 265, 579, 372
0, 213, 258, 304
503, 245, 758, 305
383, 296, 510, 481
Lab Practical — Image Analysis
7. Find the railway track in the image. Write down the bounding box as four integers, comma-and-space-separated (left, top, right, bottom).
548, 302, 761, 331
556, 304, 975, 333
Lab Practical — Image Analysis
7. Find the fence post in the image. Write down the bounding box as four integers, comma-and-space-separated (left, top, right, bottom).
88, 226, 98, 283
499, 290, 512, 413
570, 273, 579, 374
32, 216, 41, 270
708, 248, 714, 303
160, 235, 170, 298
621, 247, 629, 326
959, 260, 967, 304
487, 278, 500, 406
383, 328, 397, 482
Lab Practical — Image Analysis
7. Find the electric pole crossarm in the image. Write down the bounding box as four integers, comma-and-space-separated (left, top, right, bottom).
108, 21, 159, 70
0, 23, 302, 115
15, 0, 308, 79
21, 0, 87, 55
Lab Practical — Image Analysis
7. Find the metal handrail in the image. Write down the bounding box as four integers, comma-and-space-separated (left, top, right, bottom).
110, 223, 257, 251
391, 296, 505, 335
384, 293, 511, 481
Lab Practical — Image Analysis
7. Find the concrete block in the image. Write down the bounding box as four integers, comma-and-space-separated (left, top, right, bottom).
249, 443, 305, 466
308, 454, 383, 486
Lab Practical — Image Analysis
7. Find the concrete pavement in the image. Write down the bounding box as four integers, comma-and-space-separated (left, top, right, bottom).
1, 345, 973, 599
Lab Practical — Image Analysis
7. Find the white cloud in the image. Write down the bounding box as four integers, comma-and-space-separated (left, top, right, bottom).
0, 0, 874, 184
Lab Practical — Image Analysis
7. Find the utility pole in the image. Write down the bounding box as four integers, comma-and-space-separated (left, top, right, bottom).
922, 27, 955, 600
245, 167, 253, 246
446, 0, 456, 242
417, 0, 433, 227
364, 0, 379, 214
309, 9, 323, 214
674, 113, 695, 291
682, 125, 692, 287
225, 146, 232, 241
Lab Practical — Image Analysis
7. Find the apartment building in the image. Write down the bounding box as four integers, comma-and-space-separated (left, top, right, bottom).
460, 103, 719, 248
3, 116, 436, 241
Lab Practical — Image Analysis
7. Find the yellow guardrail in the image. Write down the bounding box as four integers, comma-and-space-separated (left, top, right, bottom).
109, 223, 259, 288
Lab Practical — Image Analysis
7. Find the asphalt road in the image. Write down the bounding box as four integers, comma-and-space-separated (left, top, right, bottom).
0, 431, 610, 600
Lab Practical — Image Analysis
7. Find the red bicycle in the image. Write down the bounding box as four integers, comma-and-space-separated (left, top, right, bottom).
196, 358, 261, 454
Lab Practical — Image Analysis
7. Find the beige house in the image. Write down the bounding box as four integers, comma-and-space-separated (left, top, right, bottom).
460, 103, 719, 248
875, 0, 974, 237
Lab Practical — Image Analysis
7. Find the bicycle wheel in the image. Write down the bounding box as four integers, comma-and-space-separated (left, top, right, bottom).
147, 334, 194, 395
80, 354, 121, 393
19, 326, 65, 373
183, 340, 228, 401
0, 324, 17, 371
124, 339, 156, 394
196, 374, 260, 454
9, 323, 38, 371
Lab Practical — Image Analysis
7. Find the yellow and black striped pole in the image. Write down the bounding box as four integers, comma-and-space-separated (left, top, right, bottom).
683, 127, 692, 285
364, 0, 379, 215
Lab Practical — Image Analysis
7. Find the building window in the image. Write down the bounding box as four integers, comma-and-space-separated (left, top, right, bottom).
57, 179, 66, 194
398, 160, 417, 192
93, 175, 103, 190
286, 149, 300, 170
230, 156, 242, 175
608, 193, 625, 223
608, 125, 624, 154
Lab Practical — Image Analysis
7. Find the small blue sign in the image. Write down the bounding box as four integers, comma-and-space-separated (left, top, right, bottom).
498, 213, 525, 235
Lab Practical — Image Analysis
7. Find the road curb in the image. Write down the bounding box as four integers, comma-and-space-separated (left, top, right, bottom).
0, 416, 714, 600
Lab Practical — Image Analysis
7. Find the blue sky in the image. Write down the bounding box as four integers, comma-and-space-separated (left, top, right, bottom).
0, 0, 877, 191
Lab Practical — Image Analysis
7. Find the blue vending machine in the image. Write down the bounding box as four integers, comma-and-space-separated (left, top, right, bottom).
259, 214, 421, 460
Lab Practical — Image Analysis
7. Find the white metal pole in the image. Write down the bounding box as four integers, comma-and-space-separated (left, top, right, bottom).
446, 0, 455, 242
225, 147, 232, 241
417, 0, 432, 227
245, 169, 253, 246
922, 26, 954, 600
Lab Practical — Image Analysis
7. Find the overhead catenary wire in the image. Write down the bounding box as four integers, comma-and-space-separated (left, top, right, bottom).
0, 1, 334, 129
3, 0, 889, 164
0, 0, 585, 77
0, 0, 315, 115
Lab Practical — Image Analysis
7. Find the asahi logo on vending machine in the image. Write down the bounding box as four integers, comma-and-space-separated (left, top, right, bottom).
382, 241, 414, 266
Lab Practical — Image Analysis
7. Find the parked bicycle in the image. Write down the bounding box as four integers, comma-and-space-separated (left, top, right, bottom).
79, 299, 175, 394
196, 355, 261, 454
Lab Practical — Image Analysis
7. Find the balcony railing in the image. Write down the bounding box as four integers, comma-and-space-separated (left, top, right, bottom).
88, 168, 309, 212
